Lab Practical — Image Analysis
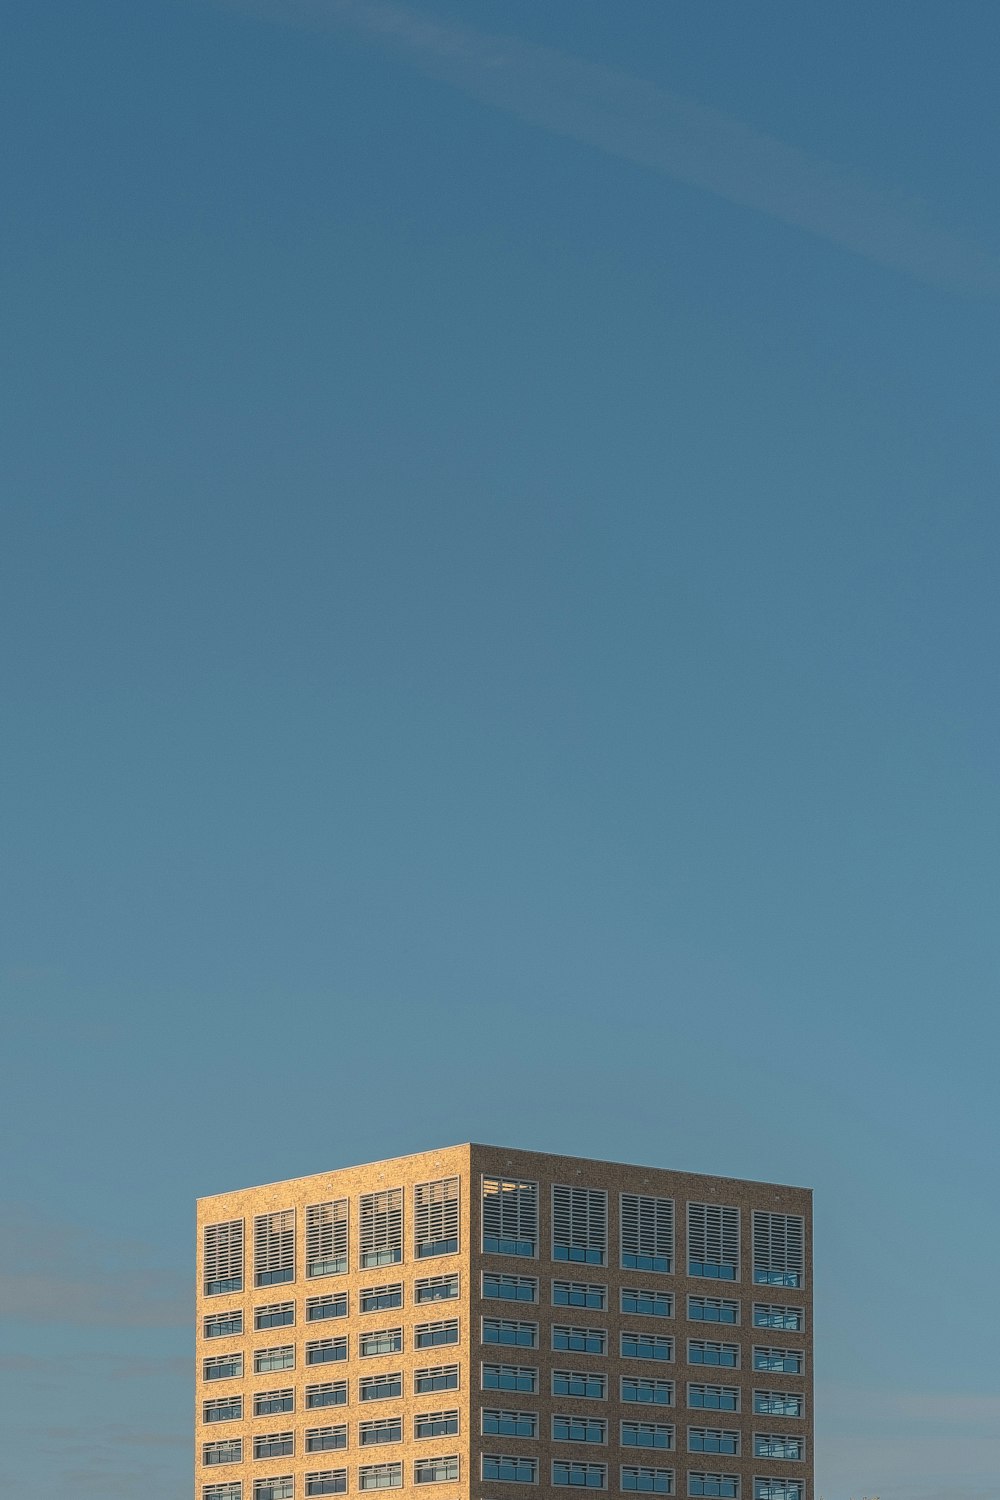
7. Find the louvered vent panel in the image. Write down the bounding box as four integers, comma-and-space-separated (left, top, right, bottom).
254, 1210, 295, 1286
306, 1200, 349, 1277
752, 1211, 805, 1286
359, 1189, 403, 1266
552, 1185, 608, 1263
414, 1178, 460, 1257
204, 1219, 244, 1294
481, 1177, 538, 1255
620, 1194, 674, 1269
687, 1203, 740, 1270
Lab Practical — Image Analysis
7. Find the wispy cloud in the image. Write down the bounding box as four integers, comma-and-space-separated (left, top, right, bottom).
223, 0, 1000, 297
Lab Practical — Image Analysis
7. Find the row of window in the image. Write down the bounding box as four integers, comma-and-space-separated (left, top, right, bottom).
205, 1188, 803, 1294
203, 1474, 804, 1500
204, 1320, 459, 1376
484, 1281, 803, 1332
206, 1279, 459, 1338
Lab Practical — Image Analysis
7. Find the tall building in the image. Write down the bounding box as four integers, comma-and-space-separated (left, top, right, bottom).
196, 1144, 812, 1500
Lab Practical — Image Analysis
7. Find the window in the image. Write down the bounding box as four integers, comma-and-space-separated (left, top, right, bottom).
253, 1480, 293, 1500
752, 1348, 803, 1375
482, 1409, 537, 1438
484, 1273, 538, 1303
415, 1318, 459, 1349
413, 1456, 459, 1485
204, 1439, 242, 1465
621, 1468, 673, 1494
687, 1385, 739, 1412
622, 1288, 672, 1318
553, 1415, 607, 1444
306, 1382, 348, 1409
254, 1211, 295, 1287
205, 1354, 244, 1381
752, 1305, 802, 1333
552, 1462, 606, 1489
205, 1311, 244, 1338
255, 1346, 295, 1374
414, 1178, 459, 1258
360, 1419, 402, 1446
308, 1294, 349, 1322
554, 1280, 606, 1310
753, 1436, 803, 1460
306, 1200, 348, 1278
752, 1392, 803, 1418
415, 1365, 459, 1393
359, 1328, 402, 1357
254, 1433, 294, 1460
205, 1397, 243, 1423
687, 1205, 739, 1281
358, 1465, 403, 1491
553, 1370, 606, 1399
687, 1298, 738, 1326
360, 1284, 402, 1314
415, 1274, 459, 1304
622, 1332, 672, 1362
359, 1190, 403, 1269
621, 1195, 674, 1274
255, 1390, 294, 1417
621, 1423, 673, 1450
554, 1325, 606, 1354
482, 1455, 537, 1484
415, 1410, 459, 1439
553, 1185, 607, 1265
204, 1486, 242, 1500
359, 1374, 402, 1401
484, 1318, 536, 1348
205, 1220, 244, 1296
305, 1426, 347, 1452
688, 1475, 738, 1498
306, 1338, 348, 1365
255, 1302, 295, 1330
688, 1341, 738, 1369
752, 1212, 804, 1288
482, 1176, 538, 1257
621, 1378, 672, 1407
483, 1364, 537, 1393
306, 1472, 347, 1497
688, 1430, 738, 1456
753, 1485, 802, 1500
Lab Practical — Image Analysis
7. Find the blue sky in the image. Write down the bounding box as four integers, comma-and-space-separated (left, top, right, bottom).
2, 1, 999, 1495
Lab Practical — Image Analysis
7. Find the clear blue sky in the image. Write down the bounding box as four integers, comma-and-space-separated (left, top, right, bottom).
2, 2, 998, 1496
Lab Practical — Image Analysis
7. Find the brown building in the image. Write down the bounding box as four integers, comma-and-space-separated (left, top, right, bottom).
196, 1144, 812, 1500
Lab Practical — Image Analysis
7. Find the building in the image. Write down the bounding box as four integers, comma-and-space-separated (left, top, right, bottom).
196, 1144, 812, 1500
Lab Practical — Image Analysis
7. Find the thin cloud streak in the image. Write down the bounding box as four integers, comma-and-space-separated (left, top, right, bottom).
225, 0, 1000, 296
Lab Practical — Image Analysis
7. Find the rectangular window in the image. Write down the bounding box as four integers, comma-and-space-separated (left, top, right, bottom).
254, 1211, 295, 1288
255, 1302, 295, 1330
553, 1415, 607, 1444
621, 1468, 674, 1494
752, 1304, 803, 1333
753, 1435, 803, 1461
414, 1410, 459, 1439
359, 1374, 402, 1401
752, 1213, 804, 1288
483, 1363, 538, 1393
687, 1298, 739, 1326
483, 1318, 536, 1348
482, 1176, 538, 1257
305, 1425, 347, 1452
204, 1397, 243, 1423
688, 1475, 739, 1498
484, 1273, 538, 1303
752, 1392, 803, 1418
204, 1486, 242, 1500
255, 1390, 294, 1417
359, 1190, 403, 1269
753, 1485, 802, 1500
482, 1409, 537, 1438
553, 1185, 608, 1265
413, 1456, 459, 1485
205, 1219, 245, 1296
358, 1465, 403, 1491
622, 1333, 672, 1362
687, 1385, 739, 1412
306, 1381, 348, 1409
621, 1378, 673, 1407
253, 1479, 293, 1500
688, 1341, 738, 1368
622, 1288, 673, 1318
621, 1423, 674, 1450
360, 1284, 403, 1314
306, 1472, 347, 1497
415, 1365, 459, 1393
255, 1347, 295, 1374
306, 1338, 348, 1365
414, 1178, 460, 1258
415, 1274, 459, 1304
308, 1293, 349, 1322
359, 1328, 402, 1357
415, 1318, 459, 1349
360, 1419, 403, 1446
204, 1354, 244, 1381
752, 1348, 803, 1375
205, 1310, 244, 1338
688, 1430, 739, 1456
687, 1205, 739, 1281
621, 1194, 674, 1274
552, 1462, 607, 1489
554, 1280, 606, 1310
553, 1370, 606, 1400
554, 1325, 606, 1354
254, 1433, 294, 1460
204, 1439, 243, 1465
482, 1455, 538, 1484
306, 1200, 348, 1279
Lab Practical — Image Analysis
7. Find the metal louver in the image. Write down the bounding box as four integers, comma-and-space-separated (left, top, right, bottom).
414, 1178, 459, 1258
254, 1210, 295, 1287
306, 1200, 349, 1278
621, 1194, 674, 1272
204, 1219, 244, 1295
